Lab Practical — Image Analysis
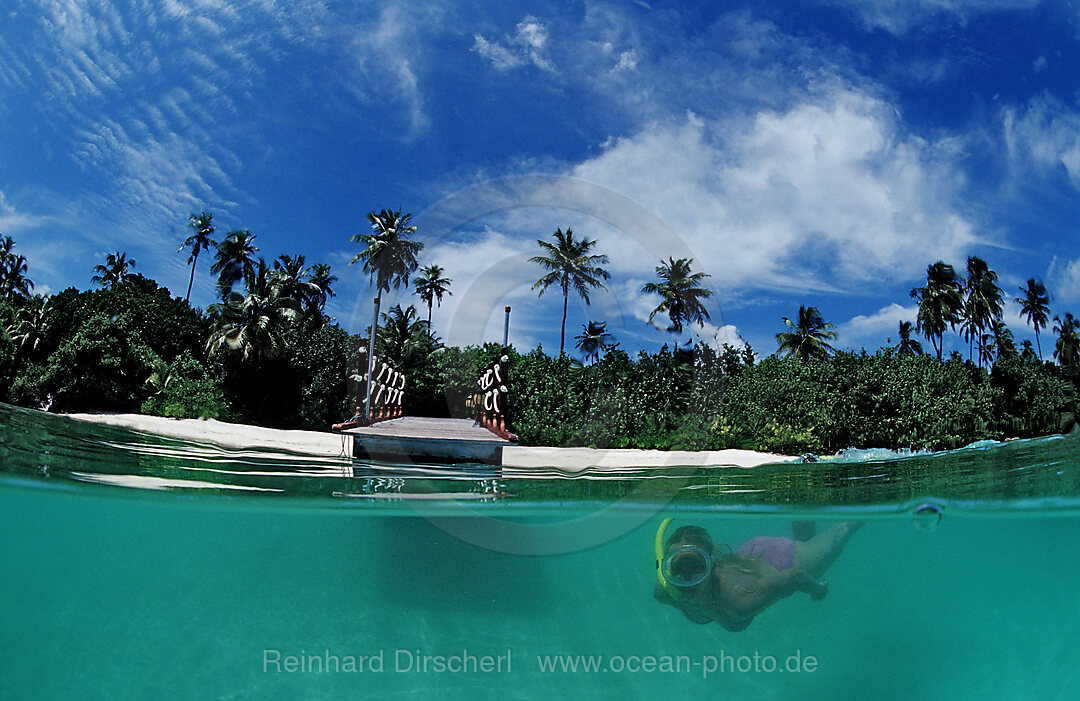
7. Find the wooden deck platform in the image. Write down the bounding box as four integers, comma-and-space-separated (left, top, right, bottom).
341, 416, 513, 464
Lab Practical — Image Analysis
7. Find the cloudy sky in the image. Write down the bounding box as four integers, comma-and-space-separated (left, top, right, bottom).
2, 0, 1079, 358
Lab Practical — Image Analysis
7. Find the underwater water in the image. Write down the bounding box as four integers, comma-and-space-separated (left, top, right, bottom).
2, 403, 1080, 700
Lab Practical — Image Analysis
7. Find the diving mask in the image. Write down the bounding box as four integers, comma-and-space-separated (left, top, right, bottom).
661, 544, 715, 589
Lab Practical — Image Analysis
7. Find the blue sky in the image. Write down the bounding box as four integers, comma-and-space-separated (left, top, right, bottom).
2, 0, 1080, 359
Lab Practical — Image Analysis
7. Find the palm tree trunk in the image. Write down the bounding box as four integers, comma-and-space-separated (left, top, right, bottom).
364, 294, 381, 421
185, 254, 197, 303
560, 291, 568, 355
427, 301, 432, 326
1035, 328, 1042, 359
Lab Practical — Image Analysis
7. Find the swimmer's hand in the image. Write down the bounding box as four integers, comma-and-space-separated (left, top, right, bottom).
787, 568, 827, 600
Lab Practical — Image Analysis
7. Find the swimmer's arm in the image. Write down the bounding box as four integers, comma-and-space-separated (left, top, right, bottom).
785, 568, 827, 600
726, 568, 824, 614
653, 581, 711, 624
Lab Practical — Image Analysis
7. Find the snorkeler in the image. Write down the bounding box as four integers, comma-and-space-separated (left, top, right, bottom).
653, 520, 861, 631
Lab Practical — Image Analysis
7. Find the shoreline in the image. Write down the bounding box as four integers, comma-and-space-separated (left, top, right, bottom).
64, 413, 793, 470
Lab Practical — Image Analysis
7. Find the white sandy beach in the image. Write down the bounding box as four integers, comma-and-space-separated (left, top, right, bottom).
64, 413, 793, 469
65, 412, 351, 457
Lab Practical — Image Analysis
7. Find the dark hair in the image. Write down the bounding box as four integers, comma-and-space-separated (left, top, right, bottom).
665, 525, 713, 552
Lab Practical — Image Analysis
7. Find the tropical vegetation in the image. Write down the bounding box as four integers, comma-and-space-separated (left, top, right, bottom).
1, 222, 1078, 456
530, 227, 610, 355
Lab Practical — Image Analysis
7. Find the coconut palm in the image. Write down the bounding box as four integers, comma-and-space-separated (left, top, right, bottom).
1016, 278, 1050, 359
894, 320, 924, 358
641, 257, 713, 335
1019, 339, 1038, 362
6, 294, 48, 358
0, 246, 34, 302
990, 321, 1016, 363
210, 230, 259, 300
349, 208, 423, 418
91, 251, 136, 289
414, 264, 453, 326
978, 331, 997, 367
206, 258, 300, 365
272, 254, 321, 313
910, 261, 963, 361
574, 320, 616, 363
960, 256, 1004, 367
179, 212, 217, 303
377, 303, 440, 365
306, 263, 337, 314
530, 228, 610, 355
776, 305, 838, 362
1053, 313, 1080, 369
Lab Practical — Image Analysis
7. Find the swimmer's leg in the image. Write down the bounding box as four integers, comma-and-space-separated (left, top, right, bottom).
793, 522, 862, 580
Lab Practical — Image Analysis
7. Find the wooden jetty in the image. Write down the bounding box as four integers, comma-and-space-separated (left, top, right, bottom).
340, 416, 514, 464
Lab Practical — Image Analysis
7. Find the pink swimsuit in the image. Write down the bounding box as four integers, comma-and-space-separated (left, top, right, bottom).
736, 536, 796, 571
718, 537, 797, 632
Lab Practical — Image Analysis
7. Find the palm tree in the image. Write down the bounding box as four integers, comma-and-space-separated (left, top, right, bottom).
272, 254, 320, 313
91, 251, 136, 289
206, 259, 300, 365
641, 257, 713, 335
961, 256, 1004, 367
574, 320, 616, 363
894, 320, 924, 358
414, 264, 453, 326
6, 294, 49, 358
0, 248, 34, 303
1053, 313, 1080, 370
530, 227, 611, 355
1019, 339, 1038, 362
306, 263, 338, 314
210, 230, 259, 300
179, 212, 217, 303
1016, 278, 1050, 359
776, 305, 838, 362
377, 303, 440, 365
349, 208, 423, 418
910, 261, 963, 361
991, 320, 1016, 361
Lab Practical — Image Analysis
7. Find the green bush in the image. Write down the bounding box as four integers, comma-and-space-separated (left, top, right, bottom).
41, 313, 162, 412
141, 354, 231, 420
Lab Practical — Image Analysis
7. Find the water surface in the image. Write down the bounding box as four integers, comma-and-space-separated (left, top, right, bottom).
2, 404, 1079, 699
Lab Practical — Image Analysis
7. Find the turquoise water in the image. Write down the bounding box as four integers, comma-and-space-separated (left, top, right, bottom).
2, 404, 1080, 700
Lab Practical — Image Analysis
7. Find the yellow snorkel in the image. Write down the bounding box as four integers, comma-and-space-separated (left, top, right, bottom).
655, 518, 677, 597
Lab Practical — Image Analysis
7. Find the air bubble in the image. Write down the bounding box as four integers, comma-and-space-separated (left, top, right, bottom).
912, 503, 943, 531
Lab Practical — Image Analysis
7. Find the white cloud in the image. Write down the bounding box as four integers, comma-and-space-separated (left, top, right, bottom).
569, 86, 976, 295
1048, 256, 1080, 304
472, 35, 523, 70
696, 322, 748, 350
612, 50, 638, 72
0, 191, 56, 237
839, 303, 917, 345
472, 15, 555, 72
821, 0, 1042, 35
1004, 96, 1080, 190
346, 3, 431, 137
